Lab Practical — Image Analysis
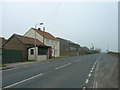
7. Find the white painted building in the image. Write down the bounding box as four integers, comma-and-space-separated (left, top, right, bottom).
24, 28, 60, 57
28, 45, 50, 61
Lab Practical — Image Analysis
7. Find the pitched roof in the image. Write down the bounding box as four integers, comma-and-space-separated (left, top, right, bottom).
31, 28, 59, 41
14, 34, 44, 45
0, 37, 7, 46
57, 37, 80, 46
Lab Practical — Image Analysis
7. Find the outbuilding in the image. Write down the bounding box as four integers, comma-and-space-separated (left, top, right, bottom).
28, 45, 51, 61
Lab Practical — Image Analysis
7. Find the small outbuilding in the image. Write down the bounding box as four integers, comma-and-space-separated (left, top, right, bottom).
28, 45, 51, 61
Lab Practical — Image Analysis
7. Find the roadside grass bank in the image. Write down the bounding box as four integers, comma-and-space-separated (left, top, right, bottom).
0, 64, 7, 67
107, 51, 120, 55
22, 60, 35, 62
107, 51, 120, 58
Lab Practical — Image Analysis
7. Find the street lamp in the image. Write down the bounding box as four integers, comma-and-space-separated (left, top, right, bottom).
34, 23, 43, 61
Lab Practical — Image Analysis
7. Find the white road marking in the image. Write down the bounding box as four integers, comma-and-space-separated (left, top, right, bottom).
95, 82, 98, 88
85, 79, 89, 83
3, 67, 18, 71
55, 63, 71, 70
74, 60, 80, 62
92, 67, 94, 70
3, 73, 43, 88
33, 64, 36, 66
82, 86, 86, 90
90, 70, 93, 73
74, 59, 82, 62
93, 81, 95, 88
88, 74, 91, 77
23, 66, 30, 67
93, 56, 101, 88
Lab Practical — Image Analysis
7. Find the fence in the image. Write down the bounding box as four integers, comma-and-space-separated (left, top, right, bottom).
2, 49, 23, 64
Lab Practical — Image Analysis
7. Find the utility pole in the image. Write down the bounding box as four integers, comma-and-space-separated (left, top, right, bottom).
54, 45, 55, 58
77, 41, 80, 56
34, 23, 43, 61
43, 27, 45, 44
107, 44, 109, 52
34, 24, 37, 61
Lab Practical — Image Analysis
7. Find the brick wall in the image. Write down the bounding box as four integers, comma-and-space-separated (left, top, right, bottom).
60, 51, 79, 56
3, 36, 28, 60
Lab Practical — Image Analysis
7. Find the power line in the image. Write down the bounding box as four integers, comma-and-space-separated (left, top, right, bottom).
45, 2, 62, 26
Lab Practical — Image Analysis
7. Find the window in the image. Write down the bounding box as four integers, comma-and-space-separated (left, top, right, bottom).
30, 49, 34, 55
38, 47, 48, 55
46, 38, 50, 44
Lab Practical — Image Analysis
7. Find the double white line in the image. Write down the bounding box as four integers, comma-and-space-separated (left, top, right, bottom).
85, 56, 101, 87
93, 56, 101, 88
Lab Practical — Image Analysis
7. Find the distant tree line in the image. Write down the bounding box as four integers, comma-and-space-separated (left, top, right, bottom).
79, 47, 101, 55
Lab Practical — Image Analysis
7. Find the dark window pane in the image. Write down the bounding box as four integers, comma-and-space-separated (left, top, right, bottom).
38, 47, 47, 55
31, 49, 34, 55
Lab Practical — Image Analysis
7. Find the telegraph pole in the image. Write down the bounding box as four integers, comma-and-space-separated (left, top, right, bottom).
34, 24, 37, 61
43, 27, 45, 44
107, 44, 109, 52
34, 23, 43, 61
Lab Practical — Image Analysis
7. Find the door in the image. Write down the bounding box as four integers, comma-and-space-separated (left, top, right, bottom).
48, 48, 52, 59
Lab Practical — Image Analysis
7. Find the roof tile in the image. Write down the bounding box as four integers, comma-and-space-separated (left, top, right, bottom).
32, 28, 59, 41
15, 34, 44, 45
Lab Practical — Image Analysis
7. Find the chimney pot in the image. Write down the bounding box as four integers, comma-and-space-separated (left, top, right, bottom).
38, 28, 41, 30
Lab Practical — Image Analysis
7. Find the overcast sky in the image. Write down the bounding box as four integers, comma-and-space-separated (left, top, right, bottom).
0, 1, 118, 52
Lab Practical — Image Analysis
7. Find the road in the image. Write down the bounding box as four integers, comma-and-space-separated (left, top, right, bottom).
2, 53, 118, 88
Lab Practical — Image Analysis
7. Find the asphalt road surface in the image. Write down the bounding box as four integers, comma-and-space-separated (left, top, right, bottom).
2, 53, 118, 88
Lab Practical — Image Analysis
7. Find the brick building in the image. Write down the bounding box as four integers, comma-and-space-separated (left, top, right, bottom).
57, 37, 80, 56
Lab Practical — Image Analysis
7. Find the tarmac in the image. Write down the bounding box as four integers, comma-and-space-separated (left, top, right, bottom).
0, 59, 55, 70
0, 57, 65, 70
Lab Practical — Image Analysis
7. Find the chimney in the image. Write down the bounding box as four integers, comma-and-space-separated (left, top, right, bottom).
38, 28, 41, 30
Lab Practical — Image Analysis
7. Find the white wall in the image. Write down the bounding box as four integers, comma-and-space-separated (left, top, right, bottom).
37, 55, 46, 61
28, 47, 47, 61
24, 28, 43, 42
25, 28, 60, 57
44, 38, 60, 57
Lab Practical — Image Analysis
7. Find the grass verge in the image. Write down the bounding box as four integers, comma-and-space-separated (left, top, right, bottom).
0, 64, 7, 67
22, 60, 35, 62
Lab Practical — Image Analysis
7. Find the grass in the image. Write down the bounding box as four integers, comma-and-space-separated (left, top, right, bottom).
22, 60, 35, 62
52, 56, 65, 59
0, 64, 7, 67
52, 56, 70, 59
